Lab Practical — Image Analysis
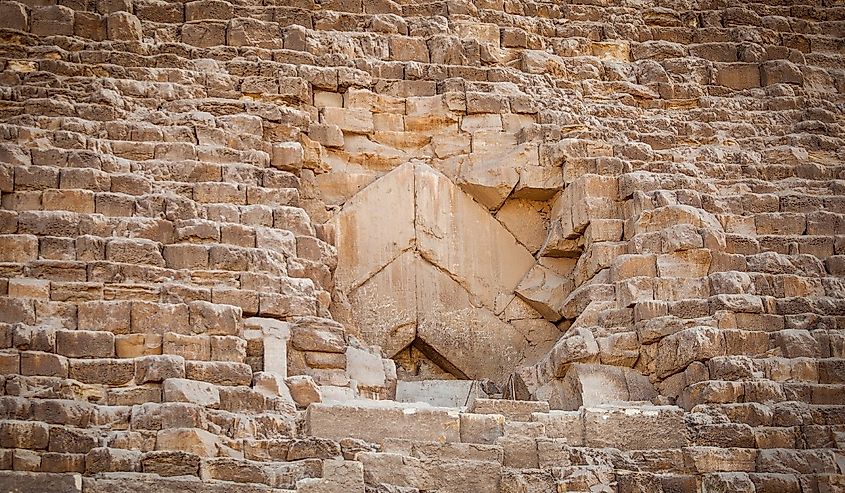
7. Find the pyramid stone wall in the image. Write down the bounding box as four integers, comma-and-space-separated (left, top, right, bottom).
0, 0, 844, 491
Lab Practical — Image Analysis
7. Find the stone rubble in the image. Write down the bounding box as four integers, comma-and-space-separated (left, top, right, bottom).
0, 0, 844, 491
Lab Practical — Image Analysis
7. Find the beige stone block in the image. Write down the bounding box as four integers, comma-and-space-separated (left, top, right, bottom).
271, 142, 304, 173
583, 405, 687, 450
156, 428, 219, 457
715, 63, 761, 89
106, 238, 164, 267
8, 278, 50, 299
0, 234, 39, 262
115, 334, 161, 358
131, 302, 190, 335
162, 333, 210, 360
181, 20, 226, 47
136, 355, 185, 383
0, 2, 28, 31
106, 11, 142, 41
69, 358, 134, 385
332, 162, 415, 293
416, 163, 535, 313
185, 0, 232, 21
0, 420, 49, 449
20, 351, 68, 377
656, 249, 712, 278
162, 378, 220, 408
656, 326, 726, 378
56, 330, 114, 358
307, 402, 459, 443
42, 189, 95, 213
495, 199, 548, 253
285, 374, 322, 407
321, 107, 374, 134
31, 5, 74, 36
307, 123, 344, 147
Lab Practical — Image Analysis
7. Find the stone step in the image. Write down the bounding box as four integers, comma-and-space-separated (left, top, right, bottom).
468, 398, 550, 421
305, 401, 461, 443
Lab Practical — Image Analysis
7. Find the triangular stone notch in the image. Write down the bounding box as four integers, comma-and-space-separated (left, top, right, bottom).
331, 161, 537, 381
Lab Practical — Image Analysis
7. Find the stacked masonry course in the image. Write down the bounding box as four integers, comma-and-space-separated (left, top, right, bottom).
0, 0, 843, 492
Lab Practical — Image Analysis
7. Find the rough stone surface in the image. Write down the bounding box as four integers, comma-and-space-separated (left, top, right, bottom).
1, 1, 843, 491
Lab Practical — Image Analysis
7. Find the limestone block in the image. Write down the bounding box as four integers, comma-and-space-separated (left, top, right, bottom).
388, 35, 429, 62
656, 326, 726, 378
415, 259, 527, 381
548, 328, 599, 377
135, 355, 185, 383
156, 428, 220, 457
31, 5, 74, 36
532, 411, 582, 444
583, 405, 688, 449
185, 0, 232, 21
656, 249, 712, 278
308, 123, 344, 147
0, 420, 49, 449
106, 238, 164, 267
456, 154, 519, 211
20, 351, 69, 377
551, 363, 656, 410
0, 2, 28, 31
470, 398, 549, 422
69, 358, 134, 385
397, 380, 486, 408
321, 107, 374, 134
85, 447, 141, 474
416, 163, 535, 313
188, 300, 242, 336
285, 374, 322, 407
0, 471, 82, 493
345, 346, 385, 388
244, 317, 290, 376
56, 330, 114, 358
162, 378, 220, 408
8, 278, 50, 298
131, 302, 190, 335
495, 199, 548, 253
227, 18, 281, 48
458, 413, 504, 445
290, 317, 346, 353
106, 12, 142, 41
306, 402, 460, 443
141, 450, 201, 477
515, 264, 568, 322
760, 60, 803, 86
0, 234, 38, 262
252, 372, 296, 412
181, 20, 226, 47
186, 361, 252, 386
714, 63, 761, 89
271, 142, 304, 173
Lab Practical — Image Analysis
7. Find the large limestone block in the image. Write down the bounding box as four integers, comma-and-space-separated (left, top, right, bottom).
333, 162, 415, 293
415, 163, 535, 314
341, 250, 416, 356
0, 471, 81, 493
582, 405, 688, 450
515, 264, 569, 322
416, 259, 527, 381
656, 326, 726, 378
455, 154, 520, 210
396, 380, 487, 408
548, 363, 657, 410
306, 401, 460, 443
495, 199, 548, 253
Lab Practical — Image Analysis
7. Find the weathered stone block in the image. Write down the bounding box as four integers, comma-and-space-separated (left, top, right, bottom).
307, 402, 460, 443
